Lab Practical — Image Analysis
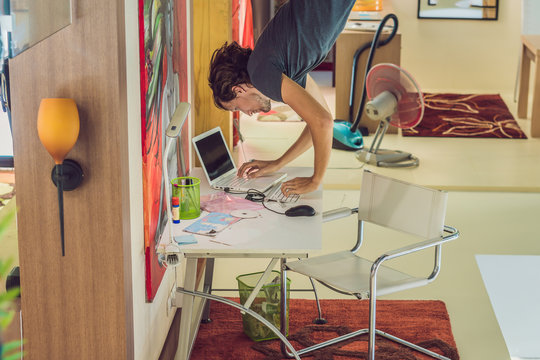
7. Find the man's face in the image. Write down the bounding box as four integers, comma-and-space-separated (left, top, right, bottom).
220, 85, 271, 116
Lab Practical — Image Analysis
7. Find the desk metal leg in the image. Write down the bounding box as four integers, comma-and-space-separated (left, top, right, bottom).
242, 258, 279, 312
175, 258, 197, 360
280, 258, 293, 357
201, 258, 215, 323
532, 58, 540, 137
518, 44, 531, 119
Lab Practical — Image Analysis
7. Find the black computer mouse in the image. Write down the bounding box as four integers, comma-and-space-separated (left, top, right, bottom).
285, 205, 316, 217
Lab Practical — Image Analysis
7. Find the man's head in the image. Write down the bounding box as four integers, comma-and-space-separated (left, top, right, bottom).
208, 42, 271, 115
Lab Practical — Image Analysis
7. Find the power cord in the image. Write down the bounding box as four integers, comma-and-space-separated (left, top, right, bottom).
250, 190, 287, 216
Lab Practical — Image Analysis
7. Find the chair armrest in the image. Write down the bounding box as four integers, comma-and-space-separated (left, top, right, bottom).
322, 207, 358, 223
377, 225, 459, 262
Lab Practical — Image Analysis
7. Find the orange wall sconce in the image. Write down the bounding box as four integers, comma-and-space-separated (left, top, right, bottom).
37, 98, 84, 256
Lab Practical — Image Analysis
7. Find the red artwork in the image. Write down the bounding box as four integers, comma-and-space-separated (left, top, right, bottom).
138, 0, 190, 301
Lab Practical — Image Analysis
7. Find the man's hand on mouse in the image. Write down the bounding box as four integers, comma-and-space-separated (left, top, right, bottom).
237, 159, 280, 178
281, 176, 319, 196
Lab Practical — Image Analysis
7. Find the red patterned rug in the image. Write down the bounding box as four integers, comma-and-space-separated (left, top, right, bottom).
402, 93, 527, 139
191, 298, 459, 360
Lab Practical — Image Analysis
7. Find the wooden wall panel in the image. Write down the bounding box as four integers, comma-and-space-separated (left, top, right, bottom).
193, 0, 232, 151
9, 0, 133, 358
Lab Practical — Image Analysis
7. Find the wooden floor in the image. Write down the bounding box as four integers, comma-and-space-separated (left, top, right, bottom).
211, 72, 540, 360
1, 72, 539, 359
234, 72, 540, 192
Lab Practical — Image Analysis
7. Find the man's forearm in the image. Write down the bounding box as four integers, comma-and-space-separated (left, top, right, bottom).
308, 119, 333, 184
279, 74, 334, 185
276, 119, 332, 184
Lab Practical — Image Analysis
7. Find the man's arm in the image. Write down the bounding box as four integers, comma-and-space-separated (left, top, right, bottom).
278, 74, 333, 194
236, 74, 333, 195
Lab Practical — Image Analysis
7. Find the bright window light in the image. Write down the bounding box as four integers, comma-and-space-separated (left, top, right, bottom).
0, 111, 13, 157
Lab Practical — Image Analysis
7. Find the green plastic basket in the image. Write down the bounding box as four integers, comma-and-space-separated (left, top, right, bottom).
171, 176, 201, 220
236, 270, 290, 341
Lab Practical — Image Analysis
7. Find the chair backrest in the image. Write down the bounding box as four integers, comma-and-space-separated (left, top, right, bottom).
358, 170, 447, 239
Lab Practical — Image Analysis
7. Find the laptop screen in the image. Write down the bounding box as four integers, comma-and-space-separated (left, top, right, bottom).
193, 130, 235, 181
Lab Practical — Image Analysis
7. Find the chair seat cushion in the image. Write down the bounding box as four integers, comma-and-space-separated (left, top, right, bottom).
286, 251, 429, 298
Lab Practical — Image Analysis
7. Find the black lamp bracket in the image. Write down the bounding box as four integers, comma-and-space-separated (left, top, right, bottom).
51, 159, 84, 191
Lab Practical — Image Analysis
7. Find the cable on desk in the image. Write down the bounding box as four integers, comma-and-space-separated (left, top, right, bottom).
223, 187, 287, 215
245, 189, 287, 216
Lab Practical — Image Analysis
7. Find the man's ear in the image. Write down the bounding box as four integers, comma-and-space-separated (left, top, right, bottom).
232, 84, 247, 95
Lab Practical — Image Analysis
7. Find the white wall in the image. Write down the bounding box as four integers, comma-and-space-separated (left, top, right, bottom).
523, 0, 540, 34
391, 0, 521, 94
124, 1, 184, 359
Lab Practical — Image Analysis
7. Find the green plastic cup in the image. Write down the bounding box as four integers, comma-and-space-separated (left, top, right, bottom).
171, 176, 201, 220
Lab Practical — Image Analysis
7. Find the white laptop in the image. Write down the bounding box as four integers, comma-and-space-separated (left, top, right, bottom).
192, 127, 287, 192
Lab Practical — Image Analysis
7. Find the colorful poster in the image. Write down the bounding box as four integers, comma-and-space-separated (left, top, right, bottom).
138, 0, 190, 301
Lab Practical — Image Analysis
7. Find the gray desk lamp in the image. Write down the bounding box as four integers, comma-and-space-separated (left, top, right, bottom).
161, 102, 190, 268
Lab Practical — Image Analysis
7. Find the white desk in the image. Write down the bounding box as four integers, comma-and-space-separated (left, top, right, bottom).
174, 167, 322, 360
476, 255, 540, 359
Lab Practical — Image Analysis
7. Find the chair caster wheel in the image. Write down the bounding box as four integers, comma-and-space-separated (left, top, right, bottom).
313, 318, 327, 324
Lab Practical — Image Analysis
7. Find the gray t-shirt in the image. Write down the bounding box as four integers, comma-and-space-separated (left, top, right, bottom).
247, 0, 356, 102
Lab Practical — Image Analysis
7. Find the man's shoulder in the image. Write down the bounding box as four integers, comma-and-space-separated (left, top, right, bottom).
247, 51, 285, 103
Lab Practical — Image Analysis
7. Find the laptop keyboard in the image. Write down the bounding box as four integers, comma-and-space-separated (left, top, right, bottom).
227, 176, 251, 188
265, 185, 300, 203
216, 175, 258, 190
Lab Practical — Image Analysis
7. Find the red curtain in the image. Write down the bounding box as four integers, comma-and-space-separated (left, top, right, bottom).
231, 0, 254, 146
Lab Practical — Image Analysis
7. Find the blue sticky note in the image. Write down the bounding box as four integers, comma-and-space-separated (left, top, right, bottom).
174, 234, 197, 245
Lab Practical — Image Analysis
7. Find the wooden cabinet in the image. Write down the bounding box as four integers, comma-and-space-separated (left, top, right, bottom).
193, 0, 233, 150
334, 30, 401, 134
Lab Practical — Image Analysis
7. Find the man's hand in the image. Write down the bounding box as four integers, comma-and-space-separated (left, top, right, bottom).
237, 159, 281, 178
280, 176, 320, 196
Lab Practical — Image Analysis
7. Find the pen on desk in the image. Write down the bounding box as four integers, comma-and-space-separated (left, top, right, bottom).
209, 239, 232, 246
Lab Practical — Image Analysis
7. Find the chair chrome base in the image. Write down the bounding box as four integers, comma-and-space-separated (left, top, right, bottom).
180, 284, 451, 360
176, 287, 301, 360
282, 327, 451, 360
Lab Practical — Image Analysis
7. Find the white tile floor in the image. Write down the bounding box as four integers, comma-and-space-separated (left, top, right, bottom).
211, 71, 540, 360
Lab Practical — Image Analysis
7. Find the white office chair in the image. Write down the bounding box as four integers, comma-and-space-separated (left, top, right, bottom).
281, 170, 460, 360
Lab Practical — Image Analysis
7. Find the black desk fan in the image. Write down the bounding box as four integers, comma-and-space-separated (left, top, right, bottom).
355, 63, 424, 167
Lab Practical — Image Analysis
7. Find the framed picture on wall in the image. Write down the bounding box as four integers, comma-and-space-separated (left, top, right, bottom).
418, 0, 499, 20
138, 0, 191, 302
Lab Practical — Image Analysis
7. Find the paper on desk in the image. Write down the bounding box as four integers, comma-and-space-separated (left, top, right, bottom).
183, 212, 240, 237
200, 191, 264, 213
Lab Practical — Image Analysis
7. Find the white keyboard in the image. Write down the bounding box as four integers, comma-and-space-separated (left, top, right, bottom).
265, 184, 300, 203
215, 175, 257, 190
225, 176, 252, 188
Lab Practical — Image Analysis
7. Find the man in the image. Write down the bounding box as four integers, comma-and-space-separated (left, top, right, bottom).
208, 0, 356, 195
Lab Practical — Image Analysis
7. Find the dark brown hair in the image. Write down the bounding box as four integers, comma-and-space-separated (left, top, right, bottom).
208, 41, 252, 109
